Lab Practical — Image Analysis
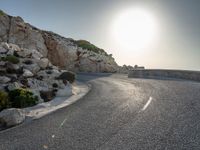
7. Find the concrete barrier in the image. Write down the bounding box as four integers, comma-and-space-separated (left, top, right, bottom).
128, 69, 200, 81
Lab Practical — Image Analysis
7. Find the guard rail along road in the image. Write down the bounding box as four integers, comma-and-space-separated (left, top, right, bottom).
128, 69, 200, 82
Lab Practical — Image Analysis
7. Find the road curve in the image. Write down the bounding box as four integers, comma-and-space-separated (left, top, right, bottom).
1, 74, 200, 150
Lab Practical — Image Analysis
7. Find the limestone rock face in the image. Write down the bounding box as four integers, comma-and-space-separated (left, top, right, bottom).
118, 65, 134, 74
8, 17, 48, 57
0, 108, 25, 126
0, 10, 119, 73
42, 32, 77, 70
0, 42, 71, 103
0, 14, 10, 42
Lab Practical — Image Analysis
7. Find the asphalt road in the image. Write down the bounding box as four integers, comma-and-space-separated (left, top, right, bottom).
1, 74, 200, 150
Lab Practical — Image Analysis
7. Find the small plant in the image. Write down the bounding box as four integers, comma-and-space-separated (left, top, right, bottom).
2, 55, 20, 64
57, 71, 75, 83
0, 10, 5, 16
0, 91, 10, 111
8, 89, 38, 108
74, 40, 109, 56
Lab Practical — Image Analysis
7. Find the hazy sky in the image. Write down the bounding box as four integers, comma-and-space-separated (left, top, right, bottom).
1, 0, 200, 70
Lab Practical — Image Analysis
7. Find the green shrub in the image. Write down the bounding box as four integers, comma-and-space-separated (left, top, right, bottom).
0, 10, 5, 16
8, 89, 38, 108
2, 55, 20, 64
0, 91, 10, 111
57, 71, 75, 83
74, 40, 109, 56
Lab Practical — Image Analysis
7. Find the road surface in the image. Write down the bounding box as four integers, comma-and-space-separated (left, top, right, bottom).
1, 74, 200, 150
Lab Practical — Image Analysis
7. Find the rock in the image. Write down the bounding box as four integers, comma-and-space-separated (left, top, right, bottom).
31, 90, 43, 103
2, 43, 21, 55
27, 78, 49, 91
56, 85, 72, 97
0, 108, 25, 127
23, 63, 40, 75
23, 69, 34, 77
48, 69, 61, 78
6, 43, 21, 52
57, 80, 66, 89
7, 74, 18, 82
16, 48, 32, 58
0, 46, 8, 54
31, 49, 43, 60
38, 58, 49, 69
36, 69, 60, 80
118, 65, 134, 74
0, 76, 11, 84
5, 62, 20, 74
0, 61, 6, 66
7, 82, 22, 91
42, 32, 77, 69
1, 12, 119, 73
0, 14, 10, 41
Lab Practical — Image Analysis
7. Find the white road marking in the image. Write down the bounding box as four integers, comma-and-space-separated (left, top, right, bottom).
59, 118, 68, 128
142, 97, 153, 111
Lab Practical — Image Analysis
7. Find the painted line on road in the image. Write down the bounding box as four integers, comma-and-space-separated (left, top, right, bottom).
59, 118, 68, 128
142, 97, 153, 111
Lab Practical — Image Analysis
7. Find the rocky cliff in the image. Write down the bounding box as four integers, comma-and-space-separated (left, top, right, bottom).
0, 10, 118, 72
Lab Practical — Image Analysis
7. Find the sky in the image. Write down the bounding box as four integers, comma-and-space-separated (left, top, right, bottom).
1, 0, 200, 70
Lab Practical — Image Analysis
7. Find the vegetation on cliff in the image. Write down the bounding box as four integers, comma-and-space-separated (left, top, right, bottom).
0, 10, 5, 16
74, 40, 109, 56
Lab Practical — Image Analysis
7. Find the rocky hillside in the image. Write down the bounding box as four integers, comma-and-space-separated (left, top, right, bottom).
0, 42, 75, 104
0, 10, 118, 73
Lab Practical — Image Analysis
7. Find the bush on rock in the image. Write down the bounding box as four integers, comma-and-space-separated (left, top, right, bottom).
8, 89, 38, 108
0, 91, 10, 111
57, 71, 75, 83
1, 55, 20, 64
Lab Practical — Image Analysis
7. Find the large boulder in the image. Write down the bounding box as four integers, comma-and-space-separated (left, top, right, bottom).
42, 32, 77, 70
0, 108, 25, 126
38, 58, 49, 69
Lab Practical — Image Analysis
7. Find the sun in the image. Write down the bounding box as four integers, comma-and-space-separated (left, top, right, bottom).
112, 8, 158, 51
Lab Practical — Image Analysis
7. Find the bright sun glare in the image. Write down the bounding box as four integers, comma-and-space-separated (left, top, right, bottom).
112, 8, 158, 51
